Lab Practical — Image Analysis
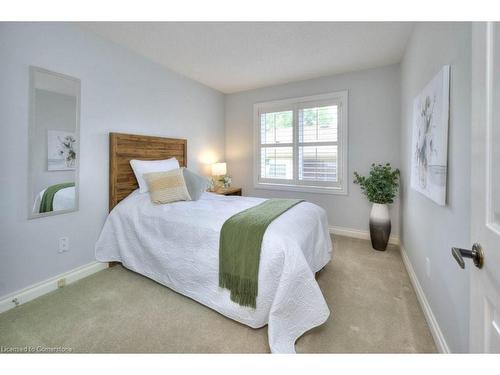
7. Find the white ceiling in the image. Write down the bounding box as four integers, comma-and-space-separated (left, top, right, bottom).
82, 22, 414, 94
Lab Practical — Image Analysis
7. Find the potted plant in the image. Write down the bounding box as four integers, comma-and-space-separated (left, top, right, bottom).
354, 163, 400, 251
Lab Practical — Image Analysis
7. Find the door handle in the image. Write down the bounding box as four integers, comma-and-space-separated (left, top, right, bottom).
451, 243, 484, 269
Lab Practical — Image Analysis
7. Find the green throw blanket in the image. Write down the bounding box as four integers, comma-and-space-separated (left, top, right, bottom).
39, 182, 75, 213
219, 198, 304, 308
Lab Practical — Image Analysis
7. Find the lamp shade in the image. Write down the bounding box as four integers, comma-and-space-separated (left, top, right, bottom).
211, 162, 227, 176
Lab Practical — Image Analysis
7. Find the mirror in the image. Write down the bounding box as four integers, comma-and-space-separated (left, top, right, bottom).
28, 67, 80, 219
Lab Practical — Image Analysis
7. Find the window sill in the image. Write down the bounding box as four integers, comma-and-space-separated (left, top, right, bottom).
254, 182, 347, 195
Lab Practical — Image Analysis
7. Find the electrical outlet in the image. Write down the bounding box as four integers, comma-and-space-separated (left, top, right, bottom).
426, 257, 431, 278
57, 278, 66, 288
58, 237, 69, 253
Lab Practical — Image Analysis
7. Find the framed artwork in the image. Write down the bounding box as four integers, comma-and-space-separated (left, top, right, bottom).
410, 65, 450, 206
47, 130, 77, 171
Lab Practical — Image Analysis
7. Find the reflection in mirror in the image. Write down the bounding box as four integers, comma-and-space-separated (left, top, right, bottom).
28, 67, 80, 219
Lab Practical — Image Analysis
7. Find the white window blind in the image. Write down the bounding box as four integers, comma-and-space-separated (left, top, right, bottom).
260, 110, 293, 180
298, 105, 338, 183
254, 91, 348, 194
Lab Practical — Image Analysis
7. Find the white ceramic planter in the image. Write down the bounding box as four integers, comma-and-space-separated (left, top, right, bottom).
369, 203, 391, 251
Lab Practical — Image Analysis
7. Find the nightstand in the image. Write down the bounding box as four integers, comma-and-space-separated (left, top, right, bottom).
213, 187, 242, 196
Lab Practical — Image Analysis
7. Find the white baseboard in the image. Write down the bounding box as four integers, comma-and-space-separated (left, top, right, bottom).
329, 225, 400, 246
0, 261, 108, 314
399, 244, 450, 353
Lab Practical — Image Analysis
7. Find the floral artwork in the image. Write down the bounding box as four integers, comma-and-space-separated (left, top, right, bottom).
47, 130, 77, 171
410, 65, 450, 206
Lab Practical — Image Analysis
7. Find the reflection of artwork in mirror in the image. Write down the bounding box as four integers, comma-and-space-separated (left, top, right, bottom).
47, 130, 77, 170
29, 67, 80, 218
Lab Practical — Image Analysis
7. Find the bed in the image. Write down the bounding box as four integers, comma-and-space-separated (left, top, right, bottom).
32, 184, 75, 213
95, 133, 332, 353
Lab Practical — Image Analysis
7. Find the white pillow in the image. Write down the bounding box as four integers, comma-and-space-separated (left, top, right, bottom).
130, 158, 180, 193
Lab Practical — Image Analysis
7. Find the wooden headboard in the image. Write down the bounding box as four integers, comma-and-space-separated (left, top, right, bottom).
109, 132, 187, 211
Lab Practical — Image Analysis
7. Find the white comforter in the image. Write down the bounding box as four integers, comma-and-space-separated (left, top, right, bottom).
95, 191, 332, 353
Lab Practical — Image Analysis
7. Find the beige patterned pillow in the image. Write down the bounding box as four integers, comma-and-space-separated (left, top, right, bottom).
143, 169, 192, 204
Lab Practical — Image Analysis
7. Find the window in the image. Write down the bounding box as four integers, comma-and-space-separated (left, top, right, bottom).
254, 91, 348, 194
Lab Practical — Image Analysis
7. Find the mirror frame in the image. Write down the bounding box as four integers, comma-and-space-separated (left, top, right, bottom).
28, 66, 81, 219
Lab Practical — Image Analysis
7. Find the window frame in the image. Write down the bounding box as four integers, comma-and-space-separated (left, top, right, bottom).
253, 90, 348, 195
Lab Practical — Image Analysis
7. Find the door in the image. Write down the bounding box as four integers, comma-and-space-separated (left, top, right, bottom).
469, 22, 500, 353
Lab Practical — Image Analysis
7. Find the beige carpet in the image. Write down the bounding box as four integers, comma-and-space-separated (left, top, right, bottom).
0, 236, 436, 353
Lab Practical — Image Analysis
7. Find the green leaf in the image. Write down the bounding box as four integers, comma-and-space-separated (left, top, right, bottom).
352, 163, 400, 204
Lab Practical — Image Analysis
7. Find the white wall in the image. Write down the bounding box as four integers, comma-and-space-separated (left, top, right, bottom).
225, 64, 401, 234
400, 22, 471, 352
0, 23, 225, 299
